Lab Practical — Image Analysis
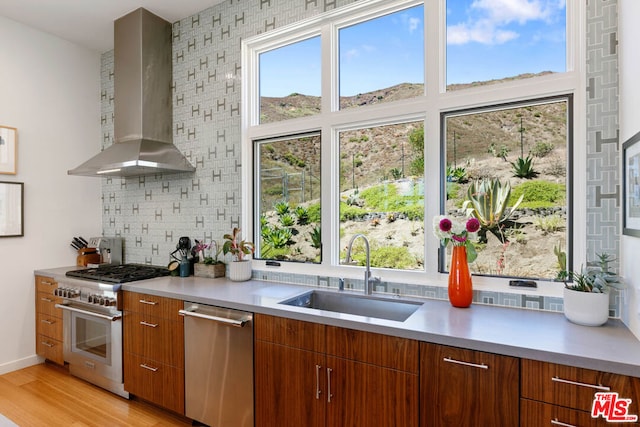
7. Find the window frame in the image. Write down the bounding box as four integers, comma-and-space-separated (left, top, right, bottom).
241, 0, 585, 296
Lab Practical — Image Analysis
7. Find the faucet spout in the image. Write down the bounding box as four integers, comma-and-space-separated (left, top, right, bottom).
344, 234, 376, 295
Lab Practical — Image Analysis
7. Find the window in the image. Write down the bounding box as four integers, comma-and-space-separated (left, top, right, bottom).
256, 133, 321, 263
243, 0, 580, 287
442, 97, 571, 280
339, 121, 425, 270
339, 4, 424, 109
446, 0, 566, 90
259, 36, 321, 124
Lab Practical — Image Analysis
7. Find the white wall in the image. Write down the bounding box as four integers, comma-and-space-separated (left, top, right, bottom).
619, 0, 640, 340
0, 16, 102, 373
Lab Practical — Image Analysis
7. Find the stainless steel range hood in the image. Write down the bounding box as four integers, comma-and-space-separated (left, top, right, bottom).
69, 8, 195, 178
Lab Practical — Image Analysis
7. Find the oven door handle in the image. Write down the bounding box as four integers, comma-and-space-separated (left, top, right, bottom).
55, 304, 122, 321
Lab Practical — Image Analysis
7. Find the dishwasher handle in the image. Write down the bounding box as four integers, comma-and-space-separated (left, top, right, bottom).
179, 308, 250, 327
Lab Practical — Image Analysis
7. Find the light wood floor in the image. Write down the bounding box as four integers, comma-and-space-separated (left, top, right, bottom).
0, 362, 192, 426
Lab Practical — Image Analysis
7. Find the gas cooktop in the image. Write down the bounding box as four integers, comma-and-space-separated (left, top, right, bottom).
66, 263, 170, 283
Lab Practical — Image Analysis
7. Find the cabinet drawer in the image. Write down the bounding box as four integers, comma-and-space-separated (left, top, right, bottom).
36, 313, 63, 340
36, 292, 62, 318
521, 359, 640, 413
123, 292, 183, 320
36, 334, 64, 365
35, 276, 57, 294
124, 352, 184, 415
521, 398, 596, 427
123, 311, 184, 368
326, 326, 418, 373
255, 314, 325, 353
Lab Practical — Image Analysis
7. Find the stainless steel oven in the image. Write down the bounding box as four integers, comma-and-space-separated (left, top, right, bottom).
55, 264, 169, 399
56, 285, 128, 398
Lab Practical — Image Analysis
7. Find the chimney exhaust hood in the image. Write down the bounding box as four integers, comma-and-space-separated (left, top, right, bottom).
68, 8, 195, 178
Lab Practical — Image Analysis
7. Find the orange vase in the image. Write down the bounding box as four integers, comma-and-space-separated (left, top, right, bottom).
448, 245, 473, 308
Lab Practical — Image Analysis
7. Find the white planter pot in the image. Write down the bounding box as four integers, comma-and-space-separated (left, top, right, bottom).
563, 288, 610, 326
229, 260, 252, 282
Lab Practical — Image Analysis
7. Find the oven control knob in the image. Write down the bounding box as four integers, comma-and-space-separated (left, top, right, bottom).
88, 294, 95, 303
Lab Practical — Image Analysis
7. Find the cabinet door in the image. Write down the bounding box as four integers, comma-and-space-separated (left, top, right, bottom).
522, 359, 640, 415
521, 398, 597, 427
254, 340, 325, 427
326, 355, 418, 427
420, 342, 519, 427
124, 352, 184, 414
123, 311, 184, 367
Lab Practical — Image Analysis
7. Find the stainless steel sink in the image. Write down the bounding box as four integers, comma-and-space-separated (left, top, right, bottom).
279, 290, 423, 322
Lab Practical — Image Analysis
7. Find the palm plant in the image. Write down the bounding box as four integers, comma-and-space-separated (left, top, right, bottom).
462, 178, 524, 241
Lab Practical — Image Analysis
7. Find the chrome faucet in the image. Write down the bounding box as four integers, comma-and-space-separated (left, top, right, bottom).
344, 234, 380, 295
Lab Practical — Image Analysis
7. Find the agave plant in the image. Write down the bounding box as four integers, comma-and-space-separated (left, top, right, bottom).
511, 155, 537, 179
462, 178, 524, 236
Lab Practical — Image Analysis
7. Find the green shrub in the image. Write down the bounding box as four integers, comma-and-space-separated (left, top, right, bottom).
510, 180, 565, 208
534, 214, 565, 234
340, 202, 368, 221
463, 178, 523, 230
307, 203, 321, 223
262, 226, 293, 249
390, 167, 403, 179
530, 142, 555, 158
349, 245, 416, 269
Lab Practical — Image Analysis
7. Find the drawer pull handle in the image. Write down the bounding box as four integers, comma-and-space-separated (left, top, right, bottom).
551, 419, 576, 427
140, 321, 158, 328
327, 368, 333, 403
139, 299, 158, 305
40, 341, 54, 348
41, 319, 55, 325
443, 357, 489, 369
40, 297, 54, 303
41, 280, 54, 286
315, 365, 322, 399
551, 377, 611, 391
140, 363, 159, 372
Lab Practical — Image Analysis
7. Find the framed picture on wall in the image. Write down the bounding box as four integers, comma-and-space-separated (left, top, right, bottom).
0, 181, 23, 237
623, 130, 640, 237
0, 126, 17, 175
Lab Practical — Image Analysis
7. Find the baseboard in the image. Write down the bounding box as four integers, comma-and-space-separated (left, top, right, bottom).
0, 355, 42, 375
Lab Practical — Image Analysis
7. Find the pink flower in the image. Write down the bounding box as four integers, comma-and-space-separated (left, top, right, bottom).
439, 218, 452, 232
466, 218, 480, 233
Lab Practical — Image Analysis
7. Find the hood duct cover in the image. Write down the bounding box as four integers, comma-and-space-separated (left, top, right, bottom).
68, 8, 194, 177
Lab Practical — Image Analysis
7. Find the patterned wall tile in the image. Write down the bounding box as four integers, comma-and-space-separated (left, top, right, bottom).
100, 0, 621, 315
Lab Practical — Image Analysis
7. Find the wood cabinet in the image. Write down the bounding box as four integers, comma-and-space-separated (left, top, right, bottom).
521, 359, 640, 426
420, 342, 519, 427
34, 275, 64, 365
123, 291, 184, 415
254, 314, 419, 427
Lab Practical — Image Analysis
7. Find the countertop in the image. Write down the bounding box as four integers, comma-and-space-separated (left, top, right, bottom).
37, 266, 640, 377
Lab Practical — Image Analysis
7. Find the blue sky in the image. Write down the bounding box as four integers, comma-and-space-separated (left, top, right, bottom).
259, 0, 566, 97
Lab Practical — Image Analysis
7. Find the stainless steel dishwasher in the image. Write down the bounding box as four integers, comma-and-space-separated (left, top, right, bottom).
180, 302, 253, 427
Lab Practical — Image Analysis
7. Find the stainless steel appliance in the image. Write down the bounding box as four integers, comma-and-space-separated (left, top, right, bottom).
55, 264, 170, 398
67, 8, 194, 178
180, 302, 254, 427
87, 236, 123, 265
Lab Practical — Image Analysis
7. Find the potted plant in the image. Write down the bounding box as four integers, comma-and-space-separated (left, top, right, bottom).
557, 252, 624, 326
193, 240, 225, 278
223, 227, 255, 281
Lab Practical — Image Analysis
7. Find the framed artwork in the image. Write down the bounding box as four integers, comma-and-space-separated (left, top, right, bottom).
623, 130, 640, 237
0, 181, 23, 237
0, 126, 17, 174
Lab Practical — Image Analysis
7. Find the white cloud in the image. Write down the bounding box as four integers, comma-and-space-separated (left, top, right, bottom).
448, 0, 563, 45
408, 17, 420, 34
